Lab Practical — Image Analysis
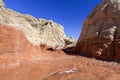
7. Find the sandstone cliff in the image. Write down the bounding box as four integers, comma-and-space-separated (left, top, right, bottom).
0, 0, 72, 47
75, 0, 120, 62
0, 1, 120, 80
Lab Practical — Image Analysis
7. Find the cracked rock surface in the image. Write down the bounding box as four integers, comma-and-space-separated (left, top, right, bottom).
75, 0, 120, 62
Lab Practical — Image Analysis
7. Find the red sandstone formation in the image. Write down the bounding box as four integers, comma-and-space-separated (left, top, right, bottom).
75, 0, 120, 62
0, 0, 120, 80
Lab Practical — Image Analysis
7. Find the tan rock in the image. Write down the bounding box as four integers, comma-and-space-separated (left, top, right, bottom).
0, 1, 70, 47
0, 0, 5, 10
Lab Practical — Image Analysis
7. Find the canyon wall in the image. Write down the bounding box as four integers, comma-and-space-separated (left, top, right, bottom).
75, 0, 120, 62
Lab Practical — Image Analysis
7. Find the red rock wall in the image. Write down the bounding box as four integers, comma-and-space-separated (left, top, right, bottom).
74, 0, 120, 62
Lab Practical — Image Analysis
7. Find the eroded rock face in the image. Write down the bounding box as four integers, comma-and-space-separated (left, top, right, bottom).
75, 0, 120, 62
0, 1, 70, 47
0, 0, 5, 10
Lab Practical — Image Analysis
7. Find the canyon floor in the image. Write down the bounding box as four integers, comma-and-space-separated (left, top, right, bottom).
0, 0, 120, 80
0, 47, 120, 80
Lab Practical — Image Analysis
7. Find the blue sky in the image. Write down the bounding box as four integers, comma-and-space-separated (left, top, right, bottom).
4, 0, 102, 40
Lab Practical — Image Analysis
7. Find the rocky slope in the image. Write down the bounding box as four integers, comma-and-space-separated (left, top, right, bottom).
0, 1, 120, 80
0, 0, 74, 47
0, 25, 119, 80
75, 0, 120, 62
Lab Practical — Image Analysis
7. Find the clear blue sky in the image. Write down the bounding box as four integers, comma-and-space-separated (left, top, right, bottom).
4, 0, 102, 40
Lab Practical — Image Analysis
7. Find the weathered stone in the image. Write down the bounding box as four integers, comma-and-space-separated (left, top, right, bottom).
0, 1, 72, 47
75, 0, 120, 62
0, 0, 5, 10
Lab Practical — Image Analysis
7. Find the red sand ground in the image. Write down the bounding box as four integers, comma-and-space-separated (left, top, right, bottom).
0, 53, 120, 80
0, 25, 120, 80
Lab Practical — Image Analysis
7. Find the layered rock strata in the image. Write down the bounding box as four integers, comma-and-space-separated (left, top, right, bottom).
0, 0, 71, 47
75, 0, 120, 62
